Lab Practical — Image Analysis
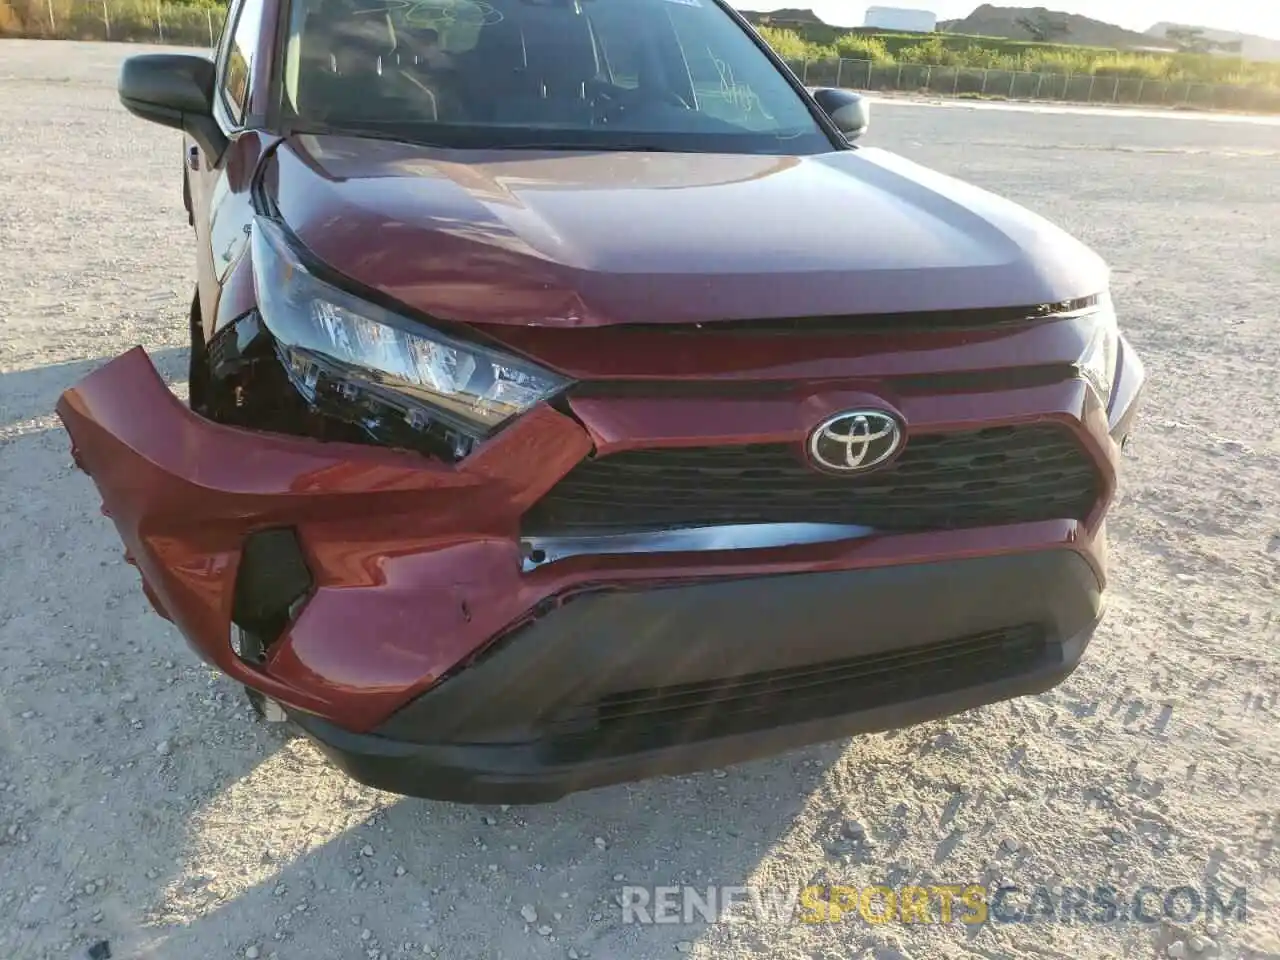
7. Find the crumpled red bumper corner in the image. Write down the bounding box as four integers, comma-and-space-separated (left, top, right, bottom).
53, 346, 594, 728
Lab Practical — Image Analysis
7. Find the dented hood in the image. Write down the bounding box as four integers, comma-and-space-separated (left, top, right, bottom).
268, 134, 1109, 327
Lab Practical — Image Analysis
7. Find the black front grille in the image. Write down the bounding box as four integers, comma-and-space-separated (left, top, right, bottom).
522, 424, 1100, 535
542, 623, 1049, 761
605, 296, 1099, 335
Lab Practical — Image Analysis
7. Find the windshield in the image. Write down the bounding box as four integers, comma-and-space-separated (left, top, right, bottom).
280, 0, 835, 153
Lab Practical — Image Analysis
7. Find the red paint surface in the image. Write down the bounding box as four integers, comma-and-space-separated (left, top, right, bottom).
269, 135, 1111, 329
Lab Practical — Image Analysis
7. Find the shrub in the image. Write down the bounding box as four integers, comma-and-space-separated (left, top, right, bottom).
753, 26, 809, 62
834, 34, 893, 64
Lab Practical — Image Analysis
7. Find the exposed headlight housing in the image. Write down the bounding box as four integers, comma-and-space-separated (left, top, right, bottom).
250, 217, 570, 458
1076, 293, 1119, 410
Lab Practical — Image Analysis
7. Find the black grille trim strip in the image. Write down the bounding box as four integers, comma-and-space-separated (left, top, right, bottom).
603, 296, 1101, 336
567, 365, 1081, 399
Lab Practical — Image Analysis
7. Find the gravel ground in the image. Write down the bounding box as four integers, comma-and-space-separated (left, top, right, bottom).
2, 38, 1279, 960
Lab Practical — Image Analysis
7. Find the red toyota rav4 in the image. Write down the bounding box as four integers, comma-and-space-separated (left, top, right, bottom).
58, 0, 1144, 803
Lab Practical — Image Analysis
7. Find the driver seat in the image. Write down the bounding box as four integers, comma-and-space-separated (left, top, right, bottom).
523, 10, 601, 101
296, 2, 400, 120
484, 8, 599, 125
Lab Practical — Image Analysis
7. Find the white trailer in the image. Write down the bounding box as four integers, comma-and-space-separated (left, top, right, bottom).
862, 6, 937, 33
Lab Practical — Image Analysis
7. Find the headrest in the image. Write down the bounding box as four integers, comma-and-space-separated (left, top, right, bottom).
470, 14, 526, 66
307, 4, 398, 58
397, 24, 443, 61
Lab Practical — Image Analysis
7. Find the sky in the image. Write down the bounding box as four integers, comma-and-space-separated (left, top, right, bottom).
733, 1, 1280, 40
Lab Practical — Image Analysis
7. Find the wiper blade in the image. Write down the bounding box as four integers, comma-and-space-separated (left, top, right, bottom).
288, 123, 684, 153
290, 123, 450, 148
485, 142, 684, 153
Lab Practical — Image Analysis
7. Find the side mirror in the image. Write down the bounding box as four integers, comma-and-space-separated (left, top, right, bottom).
118, 53, 228, 162
810, 87, 870, 141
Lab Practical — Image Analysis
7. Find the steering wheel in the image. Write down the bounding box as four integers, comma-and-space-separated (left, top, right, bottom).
599, 84, 691, 121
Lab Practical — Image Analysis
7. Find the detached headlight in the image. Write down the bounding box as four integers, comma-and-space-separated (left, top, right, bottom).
250, 216, 569, 456
1076, 294, 1119, 410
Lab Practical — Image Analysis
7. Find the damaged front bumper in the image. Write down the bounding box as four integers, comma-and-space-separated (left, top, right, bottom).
57, 343, 1137, 801
56, 345, 592, 731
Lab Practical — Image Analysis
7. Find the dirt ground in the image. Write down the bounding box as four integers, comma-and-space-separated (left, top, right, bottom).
1, 38, 1278, 960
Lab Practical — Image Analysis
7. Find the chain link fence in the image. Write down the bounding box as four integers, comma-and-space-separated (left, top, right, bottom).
2, 0, 226, 46
787, 57, 1280, 114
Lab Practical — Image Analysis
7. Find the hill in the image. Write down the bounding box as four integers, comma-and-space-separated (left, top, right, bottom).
743, 7, 827, 26
937, 4, 1172, 51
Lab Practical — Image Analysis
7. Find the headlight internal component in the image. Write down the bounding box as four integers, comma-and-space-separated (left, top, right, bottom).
249, 217, 570, 458
1076, 293, 1119, 410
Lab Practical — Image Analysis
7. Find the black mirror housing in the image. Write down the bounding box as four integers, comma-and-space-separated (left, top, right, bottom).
810, 87, 870, 141
119, 54, 229, 162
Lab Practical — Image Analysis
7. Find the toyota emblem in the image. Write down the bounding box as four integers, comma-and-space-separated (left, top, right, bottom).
807, 411, 903, 473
